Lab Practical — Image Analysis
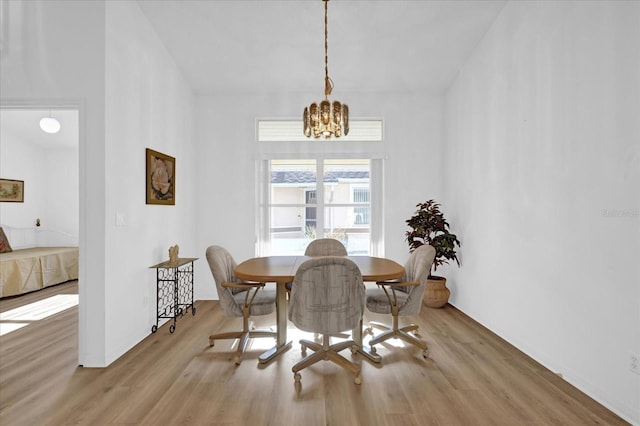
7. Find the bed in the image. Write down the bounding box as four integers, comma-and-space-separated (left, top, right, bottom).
0, 226, 79, 298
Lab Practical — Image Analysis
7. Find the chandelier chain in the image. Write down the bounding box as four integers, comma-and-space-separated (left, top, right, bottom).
303, 0, 348, 139
324, 0, 333, 97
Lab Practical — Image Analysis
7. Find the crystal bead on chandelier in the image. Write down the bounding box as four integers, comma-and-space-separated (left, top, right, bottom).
303, 0, 349, 139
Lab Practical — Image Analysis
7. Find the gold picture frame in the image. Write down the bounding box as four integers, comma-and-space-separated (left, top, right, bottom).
146, 148, 175, 205
0, 179, 24, 202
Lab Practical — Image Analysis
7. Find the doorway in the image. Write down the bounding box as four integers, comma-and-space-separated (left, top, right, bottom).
0, 105, 80, 347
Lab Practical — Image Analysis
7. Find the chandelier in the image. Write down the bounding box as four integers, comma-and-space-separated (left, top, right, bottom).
303, 0, 349, 139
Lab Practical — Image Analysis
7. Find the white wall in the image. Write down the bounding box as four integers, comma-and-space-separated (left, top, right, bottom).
0, 130, 78, 247
41, 146, 79, 238
1, 0, 197, 367
0, 132, 47, 233
195, 91, 444, 299
444, 1, 640, 423
0, 0, 108, 367
5, 4, 634, 421
104, 1, 196, 364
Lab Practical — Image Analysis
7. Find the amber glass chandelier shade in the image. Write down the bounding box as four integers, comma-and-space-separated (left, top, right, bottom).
303, 100, 349, 139
303, 0, 349, 139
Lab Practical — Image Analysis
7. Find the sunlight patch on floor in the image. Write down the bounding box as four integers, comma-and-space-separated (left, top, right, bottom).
0, 322, 29, 336
246, 325, 366, 351
380, 337, 408, 348
222, 320, 410, 353
0, 294, 79, 321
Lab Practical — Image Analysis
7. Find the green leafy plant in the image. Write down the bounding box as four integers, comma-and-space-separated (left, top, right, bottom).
405, 200, 461, 274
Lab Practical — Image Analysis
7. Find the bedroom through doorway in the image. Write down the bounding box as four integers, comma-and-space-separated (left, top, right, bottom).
0, 106, 80, 343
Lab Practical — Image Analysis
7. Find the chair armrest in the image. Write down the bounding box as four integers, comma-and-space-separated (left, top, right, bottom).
376, 280, 419, 288
374, 281, 419, 308
222, 281, 266, 308
222, 281, 265, 289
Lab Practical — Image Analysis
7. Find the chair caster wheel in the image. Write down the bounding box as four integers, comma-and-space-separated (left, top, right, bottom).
234, 355, 241, 365
301, 347, 307, 356
364, 327, 373, 335
350, 345, 357, 354
209, 339, 215, 347
354, 375, 362, 385
422, 349, 430, 358
294, 372, 301, 383
370, 346, 377, 355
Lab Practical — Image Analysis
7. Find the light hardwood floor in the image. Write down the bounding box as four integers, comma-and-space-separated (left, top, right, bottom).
0, 281, 628, 425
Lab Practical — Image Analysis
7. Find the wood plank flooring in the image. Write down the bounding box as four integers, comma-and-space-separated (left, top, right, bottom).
0, 281, 628, 425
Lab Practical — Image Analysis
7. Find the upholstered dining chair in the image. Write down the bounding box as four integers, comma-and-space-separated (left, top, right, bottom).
205, 245, 277, 365
304, 238, 348, 256
286, 238, 348, 296
365, 244, 436, 358
288, 256, 366, 385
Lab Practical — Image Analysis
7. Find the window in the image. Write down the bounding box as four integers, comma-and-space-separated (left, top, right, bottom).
352, 187, 370, 225
260, 159, 372, 255
257, 120, 383, 142
255, 119, 385, 257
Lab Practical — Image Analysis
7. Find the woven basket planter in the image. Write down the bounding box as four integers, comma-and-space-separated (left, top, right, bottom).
424, 276, 450, 308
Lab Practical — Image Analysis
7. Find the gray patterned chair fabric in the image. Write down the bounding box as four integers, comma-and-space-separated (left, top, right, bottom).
365, 244, 436, 358
205, 245, 277, 364
304, 238, 348, 256
286, 238, 348, 294
288, 256, 365, 385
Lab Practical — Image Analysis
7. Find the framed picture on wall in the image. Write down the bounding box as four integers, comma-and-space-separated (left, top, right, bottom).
146, 148, 175, 205
0, 179, 24, 202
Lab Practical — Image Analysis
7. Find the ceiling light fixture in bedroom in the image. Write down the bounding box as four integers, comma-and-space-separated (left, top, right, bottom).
303, 0, 349, 139
39, 111, 61, 134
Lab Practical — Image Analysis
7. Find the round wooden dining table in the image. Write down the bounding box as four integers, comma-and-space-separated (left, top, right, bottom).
235, 255, 404, 364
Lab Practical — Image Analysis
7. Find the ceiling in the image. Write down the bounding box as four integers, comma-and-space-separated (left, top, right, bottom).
0, 109, 79, 150
0, 1, 506, 149
136, 0, 507, 95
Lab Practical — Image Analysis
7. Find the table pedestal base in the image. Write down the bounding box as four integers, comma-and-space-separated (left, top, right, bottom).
355, 345, 382, 363
259, 341, 293, 364
352, 319, 382, 363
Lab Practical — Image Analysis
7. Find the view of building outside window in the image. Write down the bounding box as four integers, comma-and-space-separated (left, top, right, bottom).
268, 159, 371, 255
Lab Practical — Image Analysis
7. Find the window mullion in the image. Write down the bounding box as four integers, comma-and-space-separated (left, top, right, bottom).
316, 159, 325, 239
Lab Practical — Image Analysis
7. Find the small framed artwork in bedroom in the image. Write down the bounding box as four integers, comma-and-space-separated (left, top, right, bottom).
0, 179, 24, 202
146, 148, 175, 205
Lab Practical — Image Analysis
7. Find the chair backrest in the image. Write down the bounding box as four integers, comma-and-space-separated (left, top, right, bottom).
304, 238, 348, 256
288, 256, 365, 335
398, 245, 436, 315
205, 245, 244, 317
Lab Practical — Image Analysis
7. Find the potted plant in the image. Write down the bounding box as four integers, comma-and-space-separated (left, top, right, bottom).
405, 199, 461, 308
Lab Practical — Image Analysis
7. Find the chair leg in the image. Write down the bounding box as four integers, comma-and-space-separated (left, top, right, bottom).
314, 332, 351, 340
368, 317, 429, 358
235, 332, 251, 364
292, 335, 361, 385
325, 351, 360, 377
248, 330, 277, 339
292, 348, 326, 374
300, 339, 322, 356
209, 331, 244, 347
399, 324, 419, 334
368, 321, 391, 332
368, 329, 396, 347
209, 321, 277, 364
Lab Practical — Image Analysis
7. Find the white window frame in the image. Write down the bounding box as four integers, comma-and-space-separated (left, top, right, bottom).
254, 119, 386, 257
351, 185, 370, 227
